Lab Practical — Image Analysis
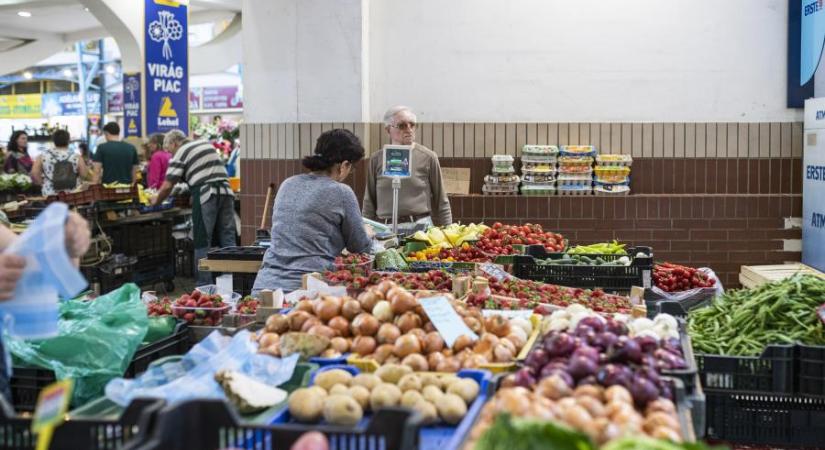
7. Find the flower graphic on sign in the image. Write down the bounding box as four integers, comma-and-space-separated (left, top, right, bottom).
148, 11, 183, 60
125, 77, 139, 102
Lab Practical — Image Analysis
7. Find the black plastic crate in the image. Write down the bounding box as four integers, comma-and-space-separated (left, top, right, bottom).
696, 344, 796, 394
207, 246, 266, 261
704, 390, 825, 447
687, 375, 706, 440
0, 398, 163, 450
512, 246, 653, 293
175, 238, 194, 278
120, 400, 421, 450
10, 322, 190, 412
107, 220, 175, 258
661, 322, 699, 395
798, 343, 825, 397
233, 272, 257, 297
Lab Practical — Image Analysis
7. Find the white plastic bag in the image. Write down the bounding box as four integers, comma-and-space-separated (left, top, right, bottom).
650, 267, 724, 302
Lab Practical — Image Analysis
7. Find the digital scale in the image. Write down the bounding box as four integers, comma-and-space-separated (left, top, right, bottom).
381, 145, 413, 235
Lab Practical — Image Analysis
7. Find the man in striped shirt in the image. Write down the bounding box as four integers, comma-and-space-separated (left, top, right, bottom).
152, 130, 236, 283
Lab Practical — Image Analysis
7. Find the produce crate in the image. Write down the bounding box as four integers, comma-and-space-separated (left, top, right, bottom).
704, 390, 825, 447
233, 272, 257, 297
695, 344, 796, 394
739, 263, 824, 289
10, 322, 190, 412
512, 245, 653, 293
688, 377, 707, 440
270, 365, 491, 450
644, 289, 715, 318
120, 401, 420, 450
660, 322, 699, 395
797, 343, 825, 397
174, 237, 194, 278
107, 219, 175, 259
101, 184, 138, 202
207, 246, 267, 261
0, 398, 164, 450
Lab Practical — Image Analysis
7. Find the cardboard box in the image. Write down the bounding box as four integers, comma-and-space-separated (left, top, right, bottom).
442, 167, 471, 195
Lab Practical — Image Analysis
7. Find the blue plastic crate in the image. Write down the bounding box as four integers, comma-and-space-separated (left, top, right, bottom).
272, 364, 492, 450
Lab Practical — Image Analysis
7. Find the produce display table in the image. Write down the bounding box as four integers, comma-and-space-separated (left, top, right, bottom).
199, 246, 265, 295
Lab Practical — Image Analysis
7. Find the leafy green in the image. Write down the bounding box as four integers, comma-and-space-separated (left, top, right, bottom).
473, 413, 594, 450
601, 437, 727, 450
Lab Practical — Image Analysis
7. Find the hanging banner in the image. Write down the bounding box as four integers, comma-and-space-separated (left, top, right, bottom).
41, 92, 101, 117
107, 92, 123, 113
144, 0, 188, 135
0, 94, 42, 118
123, 73, 142, 137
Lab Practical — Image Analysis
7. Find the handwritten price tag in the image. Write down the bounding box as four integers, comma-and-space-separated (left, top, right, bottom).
482, 309, 533, 319
419, 296, 478, 348
477, 263, 513, 282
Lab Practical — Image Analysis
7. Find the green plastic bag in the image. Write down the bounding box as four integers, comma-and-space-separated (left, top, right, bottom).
142, 316, 177, 346
6, 283, 148, 406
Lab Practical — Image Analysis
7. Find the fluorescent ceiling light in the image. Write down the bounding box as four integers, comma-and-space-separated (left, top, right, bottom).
17, 11, 31, 18
105, 65, 115, 74
62, 68, 72, 78
22, 71, 32, 79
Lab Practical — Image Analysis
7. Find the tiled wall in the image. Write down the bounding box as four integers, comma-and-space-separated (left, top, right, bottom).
239, 122, 804, 288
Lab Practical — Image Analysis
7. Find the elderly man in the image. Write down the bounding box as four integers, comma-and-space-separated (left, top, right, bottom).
362, 106, 452, 232
151, 130, 236, 283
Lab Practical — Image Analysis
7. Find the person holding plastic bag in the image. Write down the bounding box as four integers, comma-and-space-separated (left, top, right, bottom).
252, 129, 373, 295
0, 208, 90, 400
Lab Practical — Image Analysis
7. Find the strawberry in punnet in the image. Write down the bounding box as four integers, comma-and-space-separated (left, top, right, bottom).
236, 296, 259, 315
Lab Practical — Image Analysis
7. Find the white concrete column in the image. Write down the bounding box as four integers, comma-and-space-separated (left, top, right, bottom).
242, 0, 368, 123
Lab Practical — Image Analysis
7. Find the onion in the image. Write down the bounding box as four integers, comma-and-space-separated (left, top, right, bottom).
395, 312, 422, 334
327, 316, 351, 337
300, 317, 321, 333
287, 310, 312, 331
402, 353, 428, 371
463, 353, 489, 368
505, 333, 526, 351
372, 301, 393, 322
341, 299, 362, 320
393, 334, 422, 358
258, 332, 280, 348
352, 336, 376, 355
357, 290, 380, 312
453, 335, 475, 352
493, 343, 516, 362
314, 298, 341, 322
330, 336, 350, 353
427, 351, 445, 370
373, 344, 394, 363
295, 299, 314, 314
265, 314, 289, 334
463, 317, 483, 335
485, 315, 512, 337
308, 324, 337, 339
389, 288, 417, 314
351, 313, 379, 336
424, 332, 445, 354
510, 317, 533, 336
424, 322, 436, 333
474, 333, 499, 354
436, 357, 461, 372
408, 328, 427, 347
375, 280, 396, 295
377, 323, 401, 345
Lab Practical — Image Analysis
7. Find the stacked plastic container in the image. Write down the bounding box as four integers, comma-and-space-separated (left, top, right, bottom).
519, 145, 558, 196
483, 155, 519, 195
557, 145, 596, 196
594, 154, 633, 196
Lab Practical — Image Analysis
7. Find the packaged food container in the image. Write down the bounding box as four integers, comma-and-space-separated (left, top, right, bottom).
596, 154, 633, 166
558, 156, 594, 166
594, 175, 630, 185
558, 185, 593, 196
483, 183, 519, 195
521, 161, 556, 174
522, 173, 556, 184
520, 184, 557, 196
522, 145, 559, 156
521, 154, 558, 164
557, 174, 592, 186
557, 165, 593, 175
491, 155, 515, 173
484, 174, 520, 184
594, 166, 631, 178
560, 145, 597, 157
595, 185, 630, 196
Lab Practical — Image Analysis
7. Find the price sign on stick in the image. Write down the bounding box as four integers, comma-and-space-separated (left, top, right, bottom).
419, 296, 478, 348
32, 379, 73, 450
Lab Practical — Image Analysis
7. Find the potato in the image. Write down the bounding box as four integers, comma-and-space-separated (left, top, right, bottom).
351, 373, 382, 391
307, 386, 328, 398
422, 385, 444, 404
397, 374, 422, 392
348, 386, 371, 411
323, 394, 363, 426
419, 373, 441, 388
413, 400, 439, 425
288, 388, 325, 422
401, 390, 424, 408
447, 378, 480, 404
314, 369, 353, 391
375, 364, 412, 384
329, 384, 349, 396
437, 393, 467, 424
370, 383, 402, 410
439, 375, 460, 390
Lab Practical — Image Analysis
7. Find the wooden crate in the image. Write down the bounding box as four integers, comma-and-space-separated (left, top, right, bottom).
739, 263, 825, 289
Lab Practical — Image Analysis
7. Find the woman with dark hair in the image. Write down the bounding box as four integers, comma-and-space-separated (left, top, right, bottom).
252, 129, 373, 294
4, 130, 32, 175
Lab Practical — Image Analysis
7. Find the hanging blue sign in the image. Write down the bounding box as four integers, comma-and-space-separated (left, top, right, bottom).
144, 0, 188, 135
123, 73, 142, 137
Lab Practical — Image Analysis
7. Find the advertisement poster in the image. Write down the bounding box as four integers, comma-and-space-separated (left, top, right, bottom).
41, 92, 101, 117
144, 0, 188, 134
0, 94, 42, 118
189, 87, 201, 111
201, 86, 243, 110
123, 73, 142, 137
803, 98, 825, 272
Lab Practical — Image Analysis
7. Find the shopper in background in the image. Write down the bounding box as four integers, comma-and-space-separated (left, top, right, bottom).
31, 130, 89, 196
151, 130, 236, 284
145, 133, 171, 189
77, 142, 94, 182
0, 209, 90, 401
92, 122, 139, 185
362, 106, 452, 233
4, 130, 32, 175
88, 126, 103, 155
252, 129, 373, 294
